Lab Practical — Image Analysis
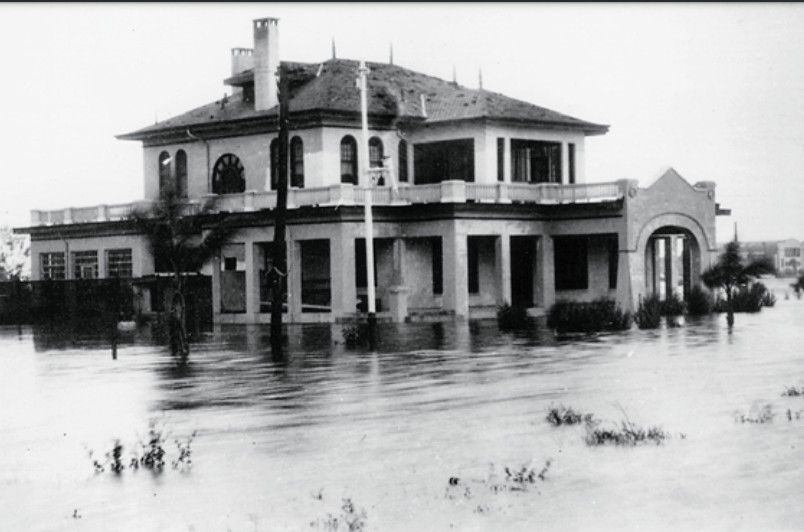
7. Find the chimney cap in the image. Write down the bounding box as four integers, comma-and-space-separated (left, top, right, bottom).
254, 17, 279, 27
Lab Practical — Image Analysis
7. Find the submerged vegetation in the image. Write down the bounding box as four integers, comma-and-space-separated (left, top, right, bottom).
497, 303, 529, 331
87, 423, 195, 475
547, 298, 632, 334
634, 294, 663, 329
584, 420, 670, 446
546, 404, 595, 426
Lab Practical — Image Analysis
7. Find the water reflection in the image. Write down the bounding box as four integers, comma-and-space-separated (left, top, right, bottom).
3, 279, 804, 532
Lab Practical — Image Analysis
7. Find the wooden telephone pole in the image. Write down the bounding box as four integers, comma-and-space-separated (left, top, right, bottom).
270, 65, 290, 354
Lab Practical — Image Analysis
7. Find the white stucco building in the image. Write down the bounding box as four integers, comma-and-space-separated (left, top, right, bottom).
19, 18, 723, 323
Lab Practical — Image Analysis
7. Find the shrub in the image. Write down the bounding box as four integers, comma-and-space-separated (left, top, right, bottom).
341, 324, 368, 347
585, 419, 669, 446
634, 295, 662, 329
546, 404, 594, 426
497, 303, 529, 331
719, 282, 771, 313
660, 293, 686, 316
547, 298, 632, 334
734, 403, 774, 424
686, 285, 714, 315
760, 288, 777, 308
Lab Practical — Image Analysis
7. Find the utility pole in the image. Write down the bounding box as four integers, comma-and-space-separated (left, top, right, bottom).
358, 61, 377, 336
270, 64, 290, 355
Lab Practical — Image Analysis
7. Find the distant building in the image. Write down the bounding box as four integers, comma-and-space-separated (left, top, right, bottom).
735, 239, 802, 277
16, 18, 723, 323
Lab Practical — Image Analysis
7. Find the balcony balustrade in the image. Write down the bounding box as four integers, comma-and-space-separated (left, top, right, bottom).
29, 180, 626, 227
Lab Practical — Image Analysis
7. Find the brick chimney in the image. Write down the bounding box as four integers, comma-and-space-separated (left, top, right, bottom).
230, 48, 253, 95
253, 17, 279, 111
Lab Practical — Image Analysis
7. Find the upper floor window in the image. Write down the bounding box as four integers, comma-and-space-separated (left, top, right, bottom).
785, 248, 801, 258
175, 150, 188, 198
413, 138, 475, 184
158, 151, 171, 196
568, 143, 576, 185
270, 138, 279, 190
398, 140, 408, 183
511, 139, 561, 184
212, 153, 245, 194
340, 135, 358, 185
290, 136, 305, 188
369, 137, 384, 168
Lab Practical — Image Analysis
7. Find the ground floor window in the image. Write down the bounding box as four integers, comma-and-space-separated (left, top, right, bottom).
511, 139, 561, 184
431, 237, 443, 295
106, 249, 133, 278
554, 236, 588, 290
72, 251, 99, 279
41, 252, 65, 280
220, 244, 246, 313
301, 240, 331, 313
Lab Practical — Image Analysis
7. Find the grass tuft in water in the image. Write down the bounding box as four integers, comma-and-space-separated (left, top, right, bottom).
782, 385, 804, 397
584, 420, 669, 446
86, 422, 196, 475
341, 324, 369, 347
546, 404, 595, 426
734, 403, 775, 424
311, 497, 367, 531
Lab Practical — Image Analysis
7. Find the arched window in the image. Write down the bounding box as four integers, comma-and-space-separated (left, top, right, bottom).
369, 137, 384, 168
270, 138, 279, 190
369, 137, 384, 185
212, 153, 245, 194
398, 139, 408, 183
175, 150, 187, 198
158, 151, 171, 196
290, 136, 304, 188
340, 135, 358, 185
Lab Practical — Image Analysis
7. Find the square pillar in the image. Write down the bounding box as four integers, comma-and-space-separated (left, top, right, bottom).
245, 242, 260, 319
330, 227, 358, 317
536, 236, 555, 310
287, 238, 302, 321
495, 233, 512, 305
388, 238, 409, 323
442, 225, 468, 319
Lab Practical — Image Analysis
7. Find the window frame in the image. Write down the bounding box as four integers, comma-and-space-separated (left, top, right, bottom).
340, 135, 358, 185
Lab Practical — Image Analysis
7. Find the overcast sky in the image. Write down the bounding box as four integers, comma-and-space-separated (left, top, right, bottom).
1, 2, 802, 243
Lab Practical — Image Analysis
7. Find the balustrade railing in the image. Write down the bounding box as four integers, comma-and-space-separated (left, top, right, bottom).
30, 181, 625, 226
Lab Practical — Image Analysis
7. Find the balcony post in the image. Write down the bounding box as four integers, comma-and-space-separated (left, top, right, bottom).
440, 180, 467, 203
98, 205, 108, 222
64, 207, 73, 224
244, 190, 256, 211
496, 183, 511, 204
30, 210, 41, 226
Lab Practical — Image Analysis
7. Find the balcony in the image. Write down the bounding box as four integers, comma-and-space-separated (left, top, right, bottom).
29, 180, 627, 227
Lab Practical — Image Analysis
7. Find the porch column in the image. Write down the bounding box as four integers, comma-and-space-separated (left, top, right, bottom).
388, 238, 409, 323
211, 254, 222, 317
664, 237, 675, 300
287, 238, 302, 322
331, 227, 358, 318
245, 242, 260, 320
617, 245, 644, 313
442, 225, 469, 320
495, 233, 512, 305
535, 236, 555, 310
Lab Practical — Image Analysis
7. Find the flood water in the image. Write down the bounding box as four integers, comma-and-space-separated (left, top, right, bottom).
2, 278, 804, 532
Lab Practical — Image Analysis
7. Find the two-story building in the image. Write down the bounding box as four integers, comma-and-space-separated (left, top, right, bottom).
19, 17, 721, 324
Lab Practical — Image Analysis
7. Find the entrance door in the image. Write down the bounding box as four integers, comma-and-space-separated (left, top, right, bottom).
510, 236, 535, 308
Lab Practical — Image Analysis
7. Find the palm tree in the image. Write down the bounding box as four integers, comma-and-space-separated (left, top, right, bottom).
701, 240, 775, 328
131, 187, 238, 357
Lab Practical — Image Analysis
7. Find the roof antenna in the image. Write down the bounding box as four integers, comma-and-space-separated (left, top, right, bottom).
478, 68, 483, 90
331, 37, 337, 59
452, 65, 457, 85
389, 42, 394, 65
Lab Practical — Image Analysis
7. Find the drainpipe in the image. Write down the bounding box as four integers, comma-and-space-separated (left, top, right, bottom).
186, 129, 210, 192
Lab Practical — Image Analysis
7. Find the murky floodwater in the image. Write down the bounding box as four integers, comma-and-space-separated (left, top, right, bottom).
2, 278, 804, 532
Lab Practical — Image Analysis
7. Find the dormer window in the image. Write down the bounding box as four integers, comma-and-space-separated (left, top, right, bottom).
212, 154, 245, 194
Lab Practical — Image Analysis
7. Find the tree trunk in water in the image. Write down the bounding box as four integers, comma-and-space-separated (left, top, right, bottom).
726, 290, 735, 329
270, 66, 290, 356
